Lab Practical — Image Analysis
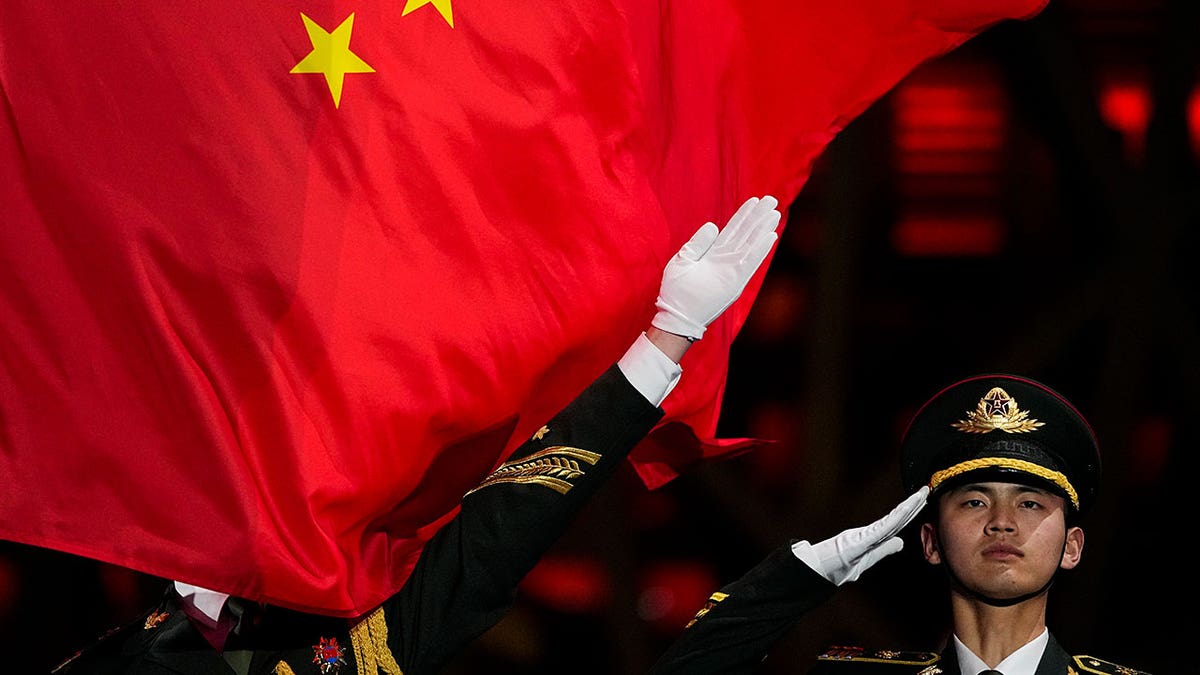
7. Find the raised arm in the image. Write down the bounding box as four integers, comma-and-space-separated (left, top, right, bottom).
379, 195, 781, 674
650, 487, 929, 674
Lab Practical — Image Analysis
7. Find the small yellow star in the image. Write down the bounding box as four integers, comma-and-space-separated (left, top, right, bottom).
402, 0, 454, 28
290, 13, 375, 108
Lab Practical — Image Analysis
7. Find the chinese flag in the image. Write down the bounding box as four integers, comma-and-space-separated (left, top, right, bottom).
0, 0, 1047, 615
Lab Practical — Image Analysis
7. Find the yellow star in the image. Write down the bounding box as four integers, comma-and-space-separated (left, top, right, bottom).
402, 0, 454, 28
290, 13, 375, 108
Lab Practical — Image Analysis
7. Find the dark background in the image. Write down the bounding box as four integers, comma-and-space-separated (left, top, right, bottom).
3, 1, 1195, 672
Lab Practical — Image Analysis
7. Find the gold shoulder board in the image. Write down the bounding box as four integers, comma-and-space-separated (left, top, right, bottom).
817, 645, 939, 666
1072, 654, 1151, 675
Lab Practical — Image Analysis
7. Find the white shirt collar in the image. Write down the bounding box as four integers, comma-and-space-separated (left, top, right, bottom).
173, 580, 230, 623
953, 628, 1049, 675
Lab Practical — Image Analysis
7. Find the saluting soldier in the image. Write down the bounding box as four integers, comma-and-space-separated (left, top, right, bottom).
650, 374, 1151, 674
49, 196, 782, 675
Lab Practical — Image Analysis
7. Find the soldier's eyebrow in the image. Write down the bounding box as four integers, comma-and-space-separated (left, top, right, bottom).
1000, 482, 1054, 497
950, 482, 1051, 497
953, 482, 991, 492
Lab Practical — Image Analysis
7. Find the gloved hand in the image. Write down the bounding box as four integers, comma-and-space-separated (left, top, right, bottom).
651, 195, 781, 341
792, 486, 930, 586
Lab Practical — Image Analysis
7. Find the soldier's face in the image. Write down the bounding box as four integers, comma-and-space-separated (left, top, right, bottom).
919, 481, 1084, 602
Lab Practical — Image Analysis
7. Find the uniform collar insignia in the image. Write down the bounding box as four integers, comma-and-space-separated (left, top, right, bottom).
143, 610, 170, 630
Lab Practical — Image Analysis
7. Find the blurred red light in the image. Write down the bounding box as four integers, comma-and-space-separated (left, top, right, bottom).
894, 129, 1005, 153
747, 402, 804, 486
891, 214, 1004, 256
895, 153, 1002, 175
1098, 79, 1150, 161
637, 560, 718, 635
519, 555, 610, 614
1128, 416, 1171, 485
747, 277, 807, 340
99, 563, 145, 617
630, 489, 681, 531
890, 62, 1008, 257
1189, 85, 1200, 159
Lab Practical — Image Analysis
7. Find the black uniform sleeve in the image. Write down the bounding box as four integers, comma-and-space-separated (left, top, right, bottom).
379, 364, 664, 674
649, 543, 838, 675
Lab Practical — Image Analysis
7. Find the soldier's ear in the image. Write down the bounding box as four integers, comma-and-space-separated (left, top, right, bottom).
920, 522, 941, 565
1060, 525, 1084, 570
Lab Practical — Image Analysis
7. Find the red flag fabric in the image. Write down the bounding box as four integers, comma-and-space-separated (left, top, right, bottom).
0, 0, 1048, 616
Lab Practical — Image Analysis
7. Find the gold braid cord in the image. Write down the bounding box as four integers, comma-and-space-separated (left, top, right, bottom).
464, 446, 601, 497
929, 457, 1079, 509
349, 607, 404, 674
272, 662, 297, 675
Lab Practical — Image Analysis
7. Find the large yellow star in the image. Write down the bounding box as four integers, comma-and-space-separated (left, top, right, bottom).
402, 0, 454, 28
290, 13, 375, 108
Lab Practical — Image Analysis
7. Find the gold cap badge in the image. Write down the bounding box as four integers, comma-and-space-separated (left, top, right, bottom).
951, 387, 1044, 434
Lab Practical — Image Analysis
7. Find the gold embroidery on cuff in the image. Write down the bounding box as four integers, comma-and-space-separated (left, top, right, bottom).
685, 592, 728, 628
465, 446, 601, 497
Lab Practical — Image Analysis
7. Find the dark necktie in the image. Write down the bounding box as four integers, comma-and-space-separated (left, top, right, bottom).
221, 598, 264, 675
979, 670, 1004, 674
225, 597, 265, 634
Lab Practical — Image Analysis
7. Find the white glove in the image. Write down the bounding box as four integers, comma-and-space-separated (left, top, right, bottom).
792, 486, 930, 586
651, 195, 781, 341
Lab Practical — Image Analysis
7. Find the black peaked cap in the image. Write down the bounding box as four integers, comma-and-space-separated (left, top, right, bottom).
899, 374, 1101, 513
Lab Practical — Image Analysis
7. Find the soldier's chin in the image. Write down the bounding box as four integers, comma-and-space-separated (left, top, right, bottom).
970, 582, 1051, 607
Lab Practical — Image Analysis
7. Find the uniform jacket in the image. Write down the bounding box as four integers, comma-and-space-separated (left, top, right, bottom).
52, 365, 663, 675
648, 544, 1150, 675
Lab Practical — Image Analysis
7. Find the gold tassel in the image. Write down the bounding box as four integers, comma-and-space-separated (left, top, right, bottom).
351, 617, 373, 673
273, 661, 297, 675
350, 607, 404, 674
